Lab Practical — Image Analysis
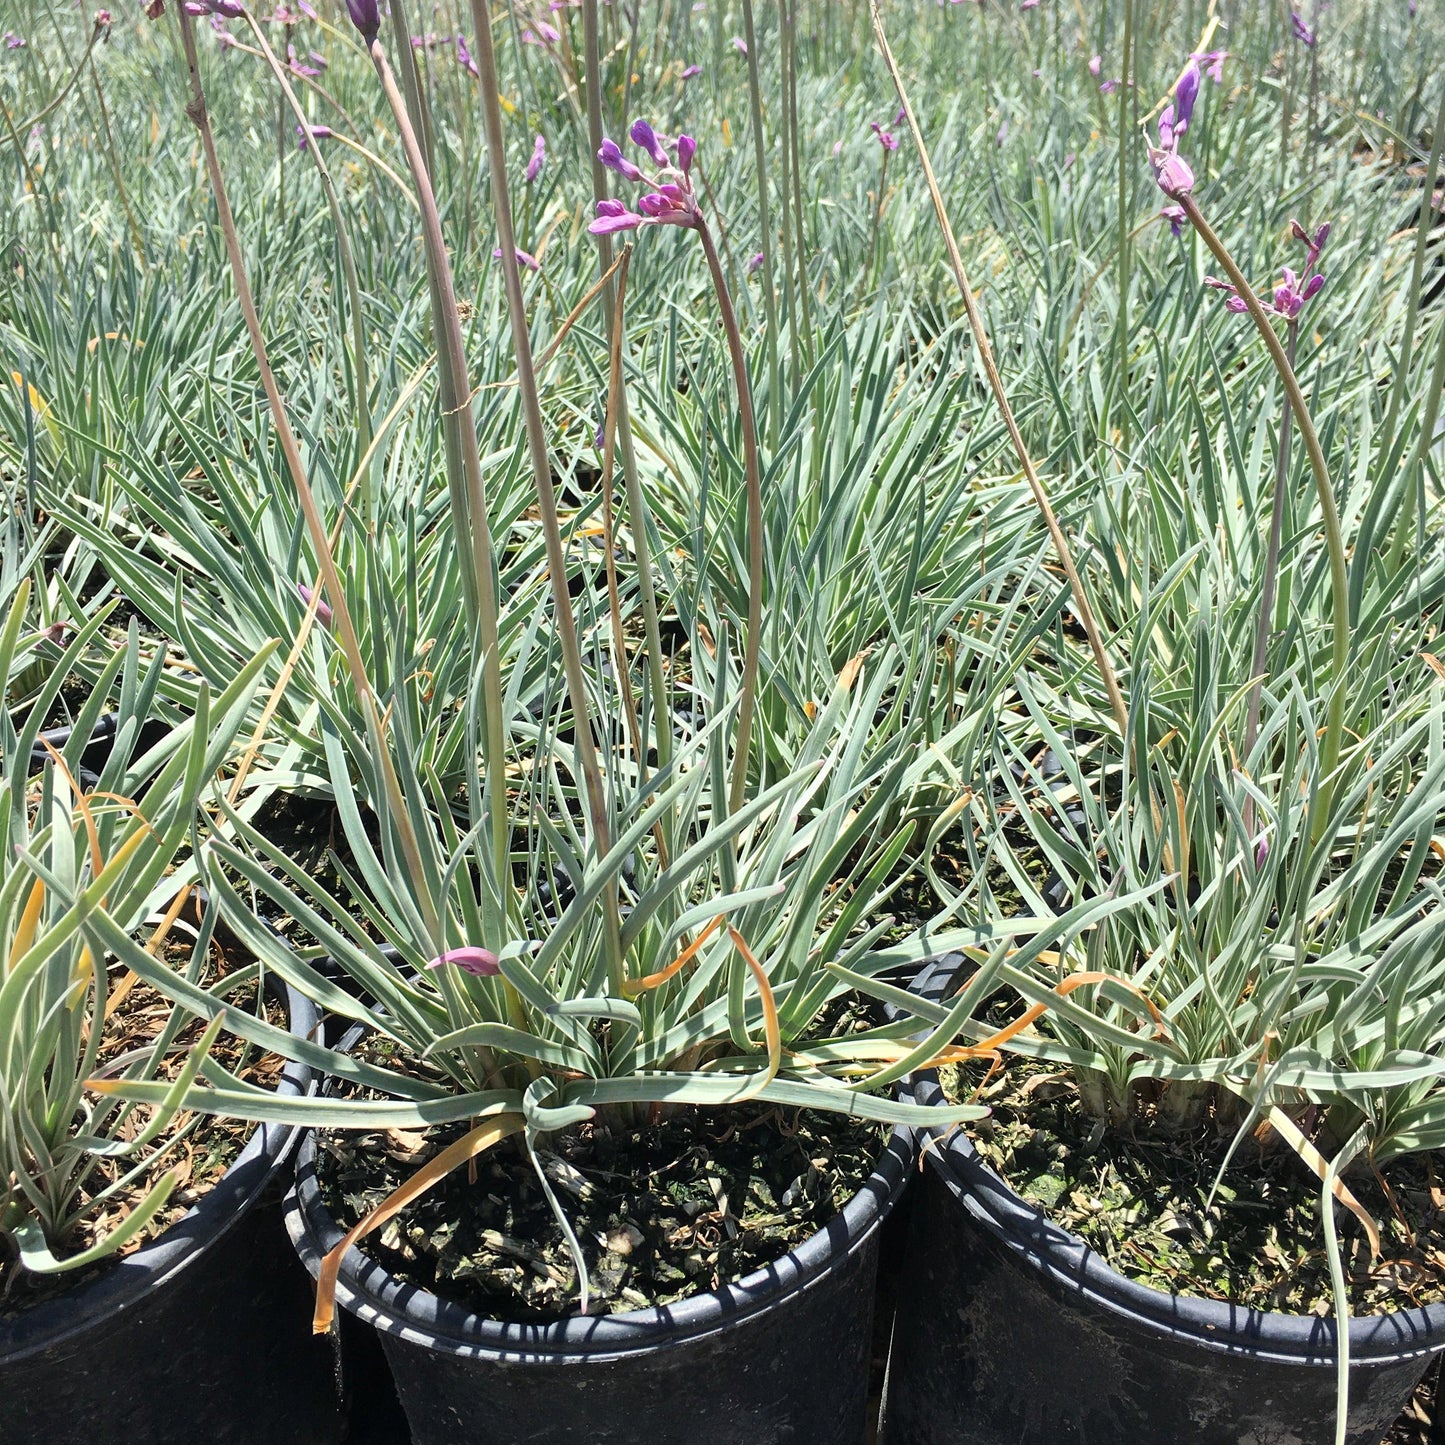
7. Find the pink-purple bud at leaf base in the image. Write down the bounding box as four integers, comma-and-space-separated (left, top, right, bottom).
677, 134, 696, 174
295, 123, 333, 149
681, 63, 702, 80
297, 583, 333, 627
1160, 204, 1186, 237
457, 36, 478, 78
525, 134, 546, 182
343, 0, 379, 39
598, 138, 644, 182
748, 251, 764, 274
494, 245, 541, 271
425, 947, 501, 977
1313, 222, 1331, 252
630, 119, 670, 169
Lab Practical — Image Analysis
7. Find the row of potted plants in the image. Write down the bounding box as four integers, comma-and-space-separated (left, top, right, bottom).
4, 2, 1444, 1443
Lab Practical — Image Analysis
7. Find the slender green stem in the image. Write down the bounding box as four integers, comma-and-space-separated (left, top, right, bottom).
4, 19, 103, 143
1180, 194, 1349, 806
245, 15, 372, 487
174, 7, 441, 949
870, 0, 1131, 746
582, 0, 672, 804
366, 34, 509, 938
1386, 310, 1445, 576
88, 59, 145, 267
869, 147, 889, 293
740, 0, 780, 450
1115, 0, 1134, 440
1243, 321, 1298, 833
1380, 80, 1445, 467
466, 0, 625, 997
697, 219, 766, 817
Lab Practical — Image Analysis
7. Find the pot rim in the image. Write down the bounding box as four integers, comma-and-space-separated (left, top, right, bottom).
0, 984, 316, 1364
285, 1109, 913, 1363
909, 954, 1445, 1367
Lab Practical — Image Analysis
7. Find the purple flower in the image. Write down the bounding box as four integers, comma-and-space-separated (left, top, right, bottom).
1087, 54, 1101, 75
1174, 61, 1201, 132
525, 133, 546, 182
343, 0, 379, 39
869, 121, 898, 151
295, 123, 333, 149
522, 20, 561, 45
1160, 204, 1187, 237
598, 137, 644, 181
95, 9, 112, 26
590, 200, 644, 235
425, 947, 501, 977
1020, 0, 1038, 8
1193, 48, 1227, 83
1290, 11, 1316, 46
3, 30, 24, 47
630, 118, 670, 168
592, 118, 701, 237
1150, 148, 1195, 197
297, 583, 333, 627
681, 63, 702, 80
287, 43, 321, 77
731, 34, 747, 55
456, 35, 478, 78
494, 246, 541, 271
748, 250, 765, 274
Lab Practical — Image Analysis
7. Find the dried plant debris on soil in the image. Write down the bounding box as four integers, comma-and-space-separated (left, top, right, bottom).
0, 950, 283, 1315
940, 1061, 1445, 1318
318, 1105, 886, 1322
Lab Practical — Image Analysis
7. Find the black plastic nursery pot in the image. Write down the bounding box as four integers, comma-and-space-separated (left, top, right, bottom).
286, 1112, 915, 1445
0, 986, 341, 1445
880, 958, 1445, 1445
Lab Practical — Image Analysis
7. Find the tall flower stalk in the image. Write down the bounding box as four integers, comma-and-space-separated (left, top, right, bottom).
243, 12, 372, 488
580, 0, 674, 818
1150, 72, 1350, 826
589, 125, 767, 817
739, 0, 780, 448
169, 3, 442, 950
345, 0, 510, 938
466, 0, 625, 994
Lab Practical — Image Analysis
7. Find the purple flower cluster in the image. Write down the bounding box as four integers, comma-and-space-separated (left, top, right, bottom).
525, 133, 546, 183
1290, 11, 1316, 47
1149, 59, 1202, 199
590, 121, 699, 236
1205, 219, 1330, 319
869, 119, 898, 152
